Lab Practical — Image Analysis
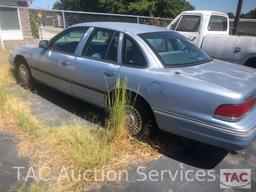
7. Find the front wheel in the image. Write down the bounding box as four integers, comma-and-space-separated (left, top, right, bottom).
16, 62, 33, 89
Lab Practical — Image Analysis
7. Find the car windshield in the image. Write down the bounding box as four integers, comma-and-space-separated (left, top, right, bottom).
139, 31, 211, 67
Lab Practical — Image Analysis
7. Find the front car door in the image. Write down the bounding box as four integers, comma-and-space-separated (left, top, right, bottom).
32, 27, 88, 94
71, 28, 121, 107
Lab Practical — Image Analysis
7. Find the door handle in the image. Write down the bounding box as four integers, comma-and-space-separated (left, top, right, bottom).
104, 71, 115, 78
61, 61, 70, 66
187, 36, 196, 41
234, 47, 241, 53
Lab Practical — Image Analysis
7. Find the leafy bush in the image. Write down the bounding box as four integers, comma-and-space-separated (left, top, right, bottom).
29, 13, 39, 39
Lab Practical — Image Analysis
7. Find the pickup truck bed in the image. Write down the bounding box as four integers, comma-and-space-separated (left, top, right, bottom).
201, 35, 256, 66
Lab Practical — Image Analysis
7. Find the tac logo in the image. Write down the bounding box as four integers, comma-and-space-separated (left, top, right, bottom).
220, 169, 251, 189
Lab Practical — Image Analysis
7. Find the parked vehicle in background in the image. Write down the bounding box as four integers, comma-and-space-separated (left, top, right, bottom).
167, 10, 256, 68
9, 22, 256, 150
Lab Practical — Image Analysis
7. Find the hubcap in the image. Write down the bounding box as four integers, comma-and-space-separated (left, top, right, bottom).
125, 105, 143, 136
18, 64, 29, 85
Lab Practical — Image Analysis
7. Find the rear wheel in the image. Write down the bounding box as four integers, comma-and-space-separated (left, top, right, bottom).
125, 97, 156, 139
16, 61, 33, 89
245, 58, 256, 68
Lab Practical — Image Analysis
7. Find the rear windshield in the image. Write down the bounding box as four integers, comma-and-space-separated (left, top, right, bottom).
140, 31, 211, 67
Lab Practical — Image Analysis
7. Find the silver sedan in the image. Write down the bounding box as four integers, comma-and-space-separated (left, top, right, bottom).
9, 22, 256, 150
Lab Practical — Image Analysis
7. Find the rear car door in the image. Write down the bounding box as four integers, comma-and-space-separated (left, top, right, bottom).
71, 28, 121, 107
33, 27, 88, 94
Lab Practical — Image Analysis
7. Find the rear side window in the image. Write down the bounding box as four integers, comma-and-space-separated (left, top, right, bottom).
208, 16, 227, 31
83, 29, 119, 63
122, 35, 146, 67
51, 28, 87, 54
176, 15, 201, 32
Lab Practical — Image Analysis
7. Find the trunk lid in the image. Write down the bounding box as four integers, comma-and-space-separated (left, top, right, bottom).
154, 60, 256, 99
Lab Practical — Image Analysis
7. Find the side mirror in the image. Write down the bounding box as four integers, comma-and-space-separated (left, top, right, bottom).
39, 40, 50, 49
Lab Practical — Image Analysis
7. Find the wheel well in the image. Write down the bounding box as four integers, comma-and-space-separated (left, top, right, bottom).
245, 57, 256, 68
108, 89, 156, 120
14, 55, 27, 67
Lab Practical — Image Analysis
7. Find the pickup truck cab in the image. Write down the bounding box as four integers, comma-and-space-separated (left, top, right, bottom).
167, 10, 256, 68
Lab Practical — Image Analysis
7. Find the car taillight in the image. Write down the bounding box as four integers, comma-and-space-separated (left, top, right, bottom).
214, 98, 256, 120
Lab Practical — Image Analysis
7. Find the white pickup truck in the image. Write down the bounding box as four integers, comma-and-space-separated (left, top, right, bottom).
167, 10, 256, 68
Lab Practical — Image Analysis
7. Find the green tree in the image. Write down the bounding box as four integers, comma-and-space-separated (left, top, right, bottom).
245, 8, 256, 19
53, 0, 102, 12
227, 12, 235, 18
53, 0, 194, 17
127, 0, 194, 17
98, 0, 131, 14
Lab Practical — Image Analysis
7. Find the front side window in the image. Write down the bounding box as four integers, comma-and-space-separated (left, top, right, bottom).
208, 16, 227, 31
176, 15, 201, 32
83, 29, 119, 63
122, 35, 146, 67
51, 28, 87, 54
140, 32, 211, 67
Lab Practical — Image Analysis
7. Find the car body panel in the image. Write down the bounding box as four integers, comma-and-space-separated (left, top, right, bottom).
9, 22, 256, 150
201, 35, 256, 65
31, 49, 74, 95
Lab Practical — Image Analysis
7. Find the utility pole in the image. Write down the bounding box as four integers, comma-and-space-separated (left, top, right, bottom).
232, 0, 243, 35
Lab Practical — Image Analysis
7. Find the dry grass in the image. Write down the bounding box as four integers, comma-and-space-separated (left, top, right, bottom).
0, 51, 159, 191
17, 183, 56, 192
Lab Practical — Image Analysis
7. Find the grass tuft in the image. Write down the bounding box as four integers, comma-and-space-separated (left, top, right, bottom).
107, 78, 129, 140
52, 125, 112, 170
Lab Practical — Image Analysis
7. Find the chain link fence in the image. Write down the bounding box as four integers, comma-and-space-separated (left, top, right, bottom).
0, 5, 172, 48
28, 8, 172, 40
1, 5, 256, 49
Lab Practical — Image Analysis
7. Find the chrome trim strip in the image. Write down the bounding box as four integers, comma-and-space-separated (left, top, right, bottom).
153, 108, 256, 137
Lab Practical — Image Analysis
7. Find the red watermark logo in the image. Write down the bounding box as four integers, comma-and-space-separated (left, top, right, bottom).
220, 169, 251, 189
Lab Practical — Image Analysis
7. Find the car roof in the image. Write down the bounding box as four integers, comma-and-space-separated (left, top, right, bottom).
72, 22, 168, 35
182, 10, 228, 17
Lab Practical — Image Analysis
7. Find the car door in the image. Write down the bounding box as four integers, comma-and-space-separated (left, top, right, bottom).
71, 28, 121, 107
33, 27, 88, 94
118, 33, 149, 89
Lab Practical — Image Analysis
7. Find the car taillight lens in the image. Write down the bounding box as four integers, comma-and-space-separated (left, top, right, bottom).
214, 98, 256, 119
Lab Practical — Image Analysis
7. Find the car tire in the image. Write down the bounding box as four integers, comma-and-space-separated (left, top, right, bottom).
16, 61, 33, 89
125, 97, 156, 140
245, 58, 256, 69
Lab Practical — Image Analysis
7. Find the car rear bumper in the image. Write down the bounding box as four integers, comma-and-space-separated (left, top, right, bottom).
153, 108, 256, 150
